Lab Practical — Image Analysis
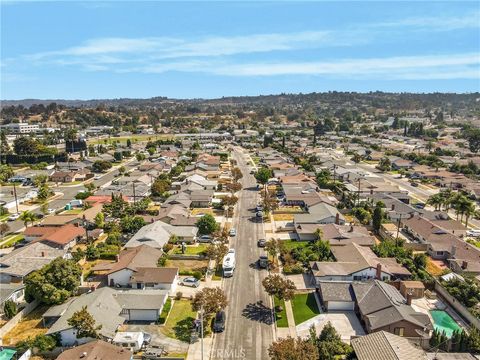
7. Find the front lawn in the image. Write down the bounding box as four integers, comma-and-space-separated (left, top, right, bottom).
161, 300, 197, 342
280, 239, 309, 251
0, 234, 24, 249
172, 244, 208, 256
61, 208, 83, 215
274, 296, 288, 328
291, 293, 320, 325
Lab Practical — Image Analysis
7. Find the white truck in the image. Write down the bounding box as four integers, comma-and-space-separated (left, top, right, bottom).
222, 249, 236, 277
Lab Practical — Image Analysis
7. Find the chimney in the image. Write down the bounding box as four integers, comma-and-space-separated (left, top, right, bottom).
391, 204, 395, 211
451, 245, 457, 256
41, 251, 45, 257
462, 261, 468, 270
370, 189, 373, 195
406, 292, 413, 306
335, 213, 340, 225
376, 263, 382, 280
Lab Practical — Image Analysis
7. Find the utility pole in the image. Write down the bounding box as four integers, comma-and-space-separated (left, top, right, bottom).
132, 182, 136, 207
12, 182, 19, 214
200, 306, 204, 360
357, 178, 361, 207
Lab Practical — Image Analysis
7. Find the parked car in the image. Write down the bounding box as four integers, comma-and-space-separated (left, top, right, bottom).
414, 203, 425, 209
197, 235, 212, 243
258, 255, 268, 269
47, 208, 56, 214
180, 277, 200, 288
7, 213, 20, 221
229, 228, 236, 236
257, 238, 266, 247
256, 211, 263, 218
255, 205, 263, 212
410, 182, 419, 187
94, 174, 102, 180
213, 311, 226, 332
467, 230, 480, 237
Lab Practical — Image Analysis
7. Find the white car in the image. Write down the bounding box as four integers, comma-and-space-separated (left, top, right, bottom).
47, 208, 56, 214
7, 213, 20, 221
94, 174, 102, 180
229, 228, 236, 236
467, 230, 480, 237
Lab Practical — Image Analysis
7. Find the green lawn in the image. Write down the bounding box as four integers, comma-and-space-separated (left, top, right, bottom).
0, 213, 10, 222
291, 293, 320, 325
274, 296, 288, 328
173, 244, 208, 255
161, 300, 197, 342
280, 240, 309, 251
61, 209, 84, 215
467, 239, 480, 248
0, 234, 24, 249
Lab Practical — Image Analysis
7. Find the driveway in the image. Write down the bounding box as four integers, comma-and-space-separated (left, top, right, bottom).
296, 312, 365, 344
123, 323, 189, 354
285, 273, 316, 290
176, 279, 222, 298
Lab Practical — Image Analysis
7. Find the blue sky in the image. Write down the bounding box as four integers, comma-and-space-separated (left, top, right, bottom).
1, 1, 479, 99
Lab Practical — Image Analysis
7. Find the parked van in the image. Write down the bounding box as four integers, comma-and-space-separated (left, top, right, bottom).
222, 249, 236, 277
113, 332, 145, 352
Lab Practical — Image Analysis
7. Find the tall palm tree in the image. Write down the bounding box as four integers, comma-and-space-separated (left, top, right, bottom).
463, 202, 476, 228
427, 193, 443, 211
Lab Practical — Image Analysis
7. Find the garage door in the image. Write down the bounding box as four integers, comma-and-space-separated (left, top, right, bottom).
327, 301, 355, 311
129, 309, 159, 322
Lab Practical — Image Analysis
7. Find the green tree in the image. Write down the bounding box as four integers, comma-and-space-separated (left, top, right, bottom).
19, 210, 36, 228
120, 215, 145, 233
191, 287, 228, 316
196, 214, 219, 235
3, 300, 17, 319
25, 258, 82, 305
13, 137, 39, 155
255, 167, 272, 189
37, 183, 51, 201
67, 306, 102, 339
0, 165, 14, 182
268, 336, 318, 360
262, 274, 296, 301
94, 212, 105, 228
151, 178, 171, 197
372, 203, 383, 233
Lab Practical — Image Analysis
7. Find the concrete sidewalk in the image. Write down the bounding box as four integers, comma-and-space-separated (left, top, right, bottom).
284, 300, 297, 337
187, 335, 213, 360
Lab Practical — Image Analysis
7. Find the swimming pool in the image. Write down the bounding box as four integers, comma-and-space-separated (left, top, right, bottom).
430, 310, 461, 338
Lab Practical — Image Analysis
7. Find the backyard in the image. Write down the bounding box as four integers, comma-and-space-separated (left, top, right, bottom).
160, 299, 197, 342
290, 292, 321, 325
172, 244, 208, 256
2, 306, 49, 346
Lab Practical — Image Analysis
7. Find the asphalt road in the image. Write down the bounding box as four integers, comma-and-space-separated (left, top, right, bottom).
211, 148, 274, 360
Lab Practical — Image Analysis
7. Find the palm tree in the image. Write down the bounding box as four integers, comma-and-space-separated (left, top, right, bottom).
19, 210, 36, 228
427, 193, 443, 211
463, 202, 476, 228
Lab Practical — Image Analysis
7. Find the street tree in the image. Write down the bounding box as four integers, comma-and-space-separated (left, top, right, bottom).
262, 274, 296, 301
206, 242, 229, 269
0, 222, 11, 238
67, 306, 102, 339
231, 167, 243, 182
265, 238, 280, 258
268, 336, 318, 360
191, 287, 228, 316
19, 210, 36, 228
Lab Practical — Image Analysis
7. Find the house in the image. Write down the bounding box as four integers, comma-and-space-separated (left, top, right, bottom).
0, 242, 66, 283
294, 203, 345, 240
391, 158, 415, 170
311, 243, 411, 283
351, 331, 426, 360
50, 170, 92, 183
92, 245, 163, 287
319, 280, 432, 337
321, 224, 376, 246
403, 215, 480, 276
124, 221, 198, 248
56, 339, 133, 360
43, 287, 168, 346
129, 267, 179, 294
188, 189, 214, 208
35, 224, 85, 250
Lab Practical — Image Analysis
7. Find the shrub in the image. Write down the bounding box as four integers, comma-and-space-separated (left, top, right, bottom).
157, 254, 168, 267
175, 292, 183, 300
158, 298, 172, 324
3, 300, 17, 319
162, 243, 174, 253
283, 263, 304, 275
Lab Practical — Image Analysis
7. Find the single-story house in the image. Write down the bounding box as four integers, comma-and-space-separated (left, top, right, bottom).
124, 221, 198, 249
56, 339, 133, 360
44, 287, 168, 346
129, 267, 179, 295
310, 243, 411, 283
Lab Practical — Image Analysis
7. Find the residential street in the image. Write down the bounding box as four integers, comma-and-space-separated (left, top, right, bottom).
211, 147, 274, 360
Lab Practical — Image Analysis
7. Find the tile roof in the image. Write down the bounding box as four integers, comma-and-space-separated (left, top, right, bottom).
56, 340, 132, 360
129, 267, 178, 284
